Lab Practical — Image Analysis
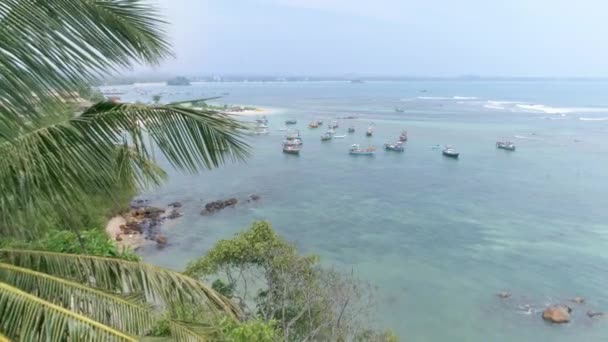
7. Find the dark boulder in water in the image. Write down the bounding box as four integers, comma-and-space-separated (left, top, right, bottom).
542, 305, 571, 323
201, 198, 239, 215
168, 201, 183, 208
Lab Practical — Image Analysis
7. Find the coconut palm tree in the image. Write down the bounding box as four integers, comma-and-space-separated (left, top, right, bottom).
0, 0, 250, 340
0, 249, 242, 341
0, 1, 249, 236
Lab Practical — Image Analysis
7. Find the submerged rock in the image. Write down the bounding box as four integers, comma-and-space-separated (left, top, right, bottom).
248, 194, 261, 202
542, 305, 572, 323
167, 209, 183, 219
497, 292, 511, 299
569, 297, 585, 304
154, 235, 167, 246
587, 310, 604, 318
168, 201, 183, 208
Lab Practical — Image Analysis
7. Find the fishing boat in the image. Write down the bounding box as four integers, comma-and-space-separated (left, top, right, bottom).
285, 119, 297, 125
349, 144, 376, 155
348, 127, 355, 133
333, 135, 346, 139
321, 132, 333, 141
308, 121, 319, 128
442, 146, 459, 158
395, 108, 405, 113
256, 124, 268, 129
317, 120, 323, 126
253, 128, 269, 135
328, 120, 339, 129
283, 139, 302, 146
430, 144, 442, 149
496, 140, 516, 151
285, 130, 302, 141
399, 131, 408, 141
282, 144, 300, 155
384, 141, 404, 152
366, 126, 373, 137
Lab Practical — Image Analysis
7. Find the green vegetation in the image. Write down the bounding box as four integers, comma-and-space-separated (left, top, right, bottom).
167, 76, 192, 86
186, 221, 397, 341
0, 250, 240, 341
0, 0, 251, 340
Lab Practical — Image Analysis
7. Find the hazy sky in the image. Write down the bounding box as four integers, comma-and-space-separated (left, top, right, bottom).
146, 0, 608, 77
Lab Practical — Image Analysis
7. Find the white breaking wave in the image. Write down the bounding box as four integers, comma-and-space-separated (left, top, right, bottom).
516, 104, 608, 115
453, 96, 478, 100
417, 96, 452, 100
579, 117, 608, 121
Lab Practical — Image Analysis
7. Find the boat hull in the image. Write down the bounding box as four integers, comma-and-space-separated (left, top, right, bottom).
442, 151, 459, 158
497, 145, 516, 151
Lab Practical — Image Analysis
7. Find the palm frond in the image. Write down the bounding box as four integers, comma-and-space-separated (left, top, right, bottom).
0, 262, 156, 336
170, 320, 219, 342
0, 0, 171, 124
0, 250, 243, 321
0, 282, 136, 341
0, 102, 249, 235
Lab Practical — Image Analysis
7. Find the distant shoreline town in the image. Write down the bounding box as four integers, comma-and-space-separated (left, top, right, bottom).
98, 75, 608, 86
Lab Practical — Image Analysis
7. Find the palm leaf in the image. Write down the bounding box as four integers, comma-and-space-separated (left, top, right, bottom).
170, 320, 220, 342
0, 250, 243, 321
0, 0, 170, 125
0, 262, 155, 336
0, 102, 249, 235
0, 282, 136, 341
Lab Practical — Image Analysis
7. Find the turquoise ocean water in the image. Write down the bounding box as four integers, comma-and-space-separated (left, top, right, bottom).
108, 81, 608, 341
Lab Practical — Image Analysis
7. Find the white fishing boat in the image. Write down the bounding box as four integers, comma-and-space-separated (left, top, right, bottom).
349, 144, 376, 155
333, 135, 346, 138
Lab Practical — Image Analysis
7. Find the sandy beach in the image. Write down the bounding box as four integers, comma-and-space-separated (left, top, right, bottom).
105, 215, 149, 251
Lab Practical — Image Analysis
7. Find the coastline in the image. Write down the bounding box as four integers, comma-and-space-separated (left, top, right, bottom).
224, 106, 284, 116
105, 215, 149, 251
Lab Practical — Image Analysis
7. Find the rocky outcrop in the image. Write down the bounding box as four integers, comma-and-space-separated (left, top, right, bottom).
542, 305, 571, 323
168, 201, 182, 208
201, 198, 238, 215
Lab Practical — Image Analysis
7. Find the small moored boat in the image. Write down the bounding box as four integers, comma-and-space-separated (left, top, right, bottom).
349, 144, 376, 155
384, 142, 404, 152
333, 135, 346, 139
348, 127, 355, 133
285, 130, 302, 141
308, 121, 319, 128
366, 126, 373, 137
496, 140, 516, 151
395, 108, 405, 113
442, 146, 459, 158
282, 144, 300, 155
399, 131, 408, 142
321, 132, 333, 141
285, 119, 297, 125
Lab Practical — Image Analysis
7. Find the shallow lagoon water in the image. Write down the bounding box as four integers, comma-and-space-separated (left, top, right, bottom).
112, 81, 608, 341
